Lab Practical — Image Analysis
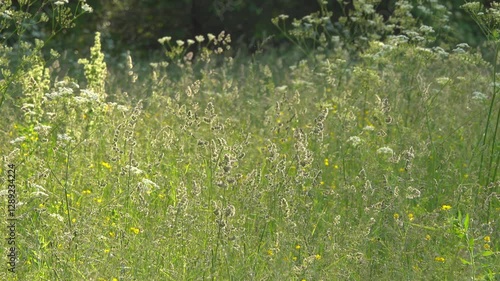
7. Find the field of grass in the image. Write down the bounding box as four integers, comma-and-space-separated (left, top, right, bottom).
1, 2, 500, 281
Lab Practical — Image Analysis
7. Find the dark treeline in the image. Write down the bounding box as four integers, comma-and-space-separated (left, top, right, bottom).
7, 0, 489, 57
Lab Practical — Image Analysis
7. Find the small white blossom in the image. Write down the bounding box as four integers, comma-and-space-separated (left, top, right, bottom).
348, 136, 362, 147
54, 0, 68, 6
34, 124, 52, 132
82, 3, 93, 13
207, 33, 215, 41
419, 25, 434, 33
57, 133, 72, 142
472, 91, 487, 100
138, 178, 158, 194
21, 103, 35, 110
1, 10, 13, 19
275, 86, 288, 93
60, 87, 74, 95
125, 165, 143, 175
55, 80, 66, 87
81, 89, 99, 101
377, 146, 394, 155
141, 178, 159, 189
432, 46, 449, 57
10, 136, 27, 144
46, 91, 62, 99
417, 5, 431, 15
73, 96, 88, 104
176, 40, 184, 47
157, 36, 171, 45
195, 35, 204, 43
361, 3, 375, 13
413, 35, 425, 42
117, 105, 130, 112
456, 43, 470, 49
187, 39, 195, 46
363, 125, 375, 131
404, 31, 420, 38
49, 213, 64, 222
388, 35, 409, 45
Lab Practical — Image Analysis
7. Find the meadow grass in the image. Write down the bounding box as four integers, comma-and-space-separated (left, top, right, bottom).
1, 2, 500, 281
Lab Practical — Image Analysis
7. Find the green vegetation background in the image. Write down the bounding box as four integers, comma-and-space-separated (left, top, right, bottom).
0, 0, 499, 280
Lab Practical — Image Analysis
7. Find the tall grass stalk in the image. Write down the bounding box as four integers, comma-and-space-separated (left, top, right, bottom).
462, 2, 500, 213
480, 42, 499, 187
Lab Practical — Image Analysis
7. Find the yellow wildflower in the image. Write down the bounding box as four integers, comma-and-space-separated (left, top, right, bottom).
408, 213, 414, 221
441, 204, 452, 211
434, 257, 445, 263
130, 227, 140, 234
101, 161, 111, 170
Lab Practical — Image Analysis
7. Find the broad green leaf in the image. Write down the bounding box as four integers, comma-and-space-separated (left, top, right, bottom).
464, 213, 470, 232
459, 258, 471, 265
482, 251, 494, 257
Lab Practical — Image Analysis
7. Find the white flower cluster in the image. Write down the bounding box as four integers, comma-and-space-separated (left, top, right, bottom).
10, 136, 26, 144
348, 136, 362, 147
472, 91, 487, 100
57, 134, 73, 144
82, 3, 93, 13
377, 146, 394, 155
158, 36, 171, 45
54, 0, 69, 6
125, 165, 143, 175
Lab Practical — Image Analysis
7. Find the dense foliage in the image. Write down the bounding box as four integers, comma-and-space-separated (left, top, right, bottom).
0, 1, 499, 280
1, 0, 490, 55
